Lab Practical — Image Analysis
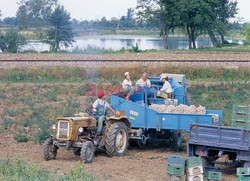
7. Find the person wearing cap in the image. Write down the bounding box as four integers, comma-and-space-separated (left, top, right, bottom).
136, 72, 151, 89
93, 92, 116, 134
159, 76, 173, 99
122, 72, 135, 101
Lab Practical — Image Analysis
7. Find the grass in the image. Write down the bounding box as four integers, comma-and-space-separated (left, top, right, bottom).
0, 158, 95, 181
0, 66, 248, 83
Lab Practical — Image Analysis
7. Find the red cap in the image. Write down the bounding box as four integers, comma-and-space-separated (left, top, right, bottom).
98, 92, 105, 97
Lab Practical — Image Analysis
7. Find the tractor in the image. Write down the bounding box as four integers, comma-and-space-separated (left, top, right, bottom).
43, 109, 130, 163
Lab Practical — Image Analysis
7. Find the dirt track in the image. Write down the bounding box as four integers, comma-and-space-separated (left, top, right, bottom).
0, 132, 238, 181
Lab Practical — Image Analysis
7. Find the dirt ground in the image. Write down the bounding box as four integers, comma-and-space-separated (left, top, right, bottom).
0, 132, 238, 181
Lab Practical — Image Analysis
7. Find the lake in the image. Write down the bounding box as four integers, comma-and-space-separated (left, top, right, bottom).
20, 35, 243, 52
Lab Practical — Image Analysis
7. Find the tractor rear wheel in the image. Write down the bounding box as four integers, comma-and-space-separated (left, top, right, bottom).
43, 137, 57, 161
80, 141, 95, 163
105, 122, 129, 156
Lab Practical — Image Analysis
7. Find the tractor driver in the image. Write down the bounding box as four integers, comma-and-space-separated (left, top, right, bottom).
160, 76, 173, 99
93, 92, 116, 134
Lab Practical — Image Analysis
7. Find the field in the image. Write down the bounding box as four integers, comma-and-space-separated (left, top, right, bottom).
0, 51, 249, 180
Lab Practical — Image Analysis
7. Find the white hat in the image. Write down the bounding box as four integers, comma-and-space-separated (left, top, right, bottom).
161, 76, 167, 80
124, 72, 130, 77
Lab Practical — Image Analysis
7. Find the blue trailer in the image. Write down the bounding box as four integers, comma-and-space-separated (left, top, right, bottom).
187, 123, 250, 167
111, 74, 223, 146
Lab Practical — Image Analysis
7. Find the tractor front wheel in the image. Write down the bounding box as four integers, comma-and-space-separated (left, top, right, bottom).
43, 137, 58, 161
80, 141, 95, 163
105, 122, 129, 156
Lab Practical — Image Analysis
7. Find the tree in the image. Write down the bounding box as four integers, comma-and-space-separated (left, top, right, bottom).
214, 0, 238, 44
137, 0, 182, 49
0, 29, 26, 53
46, 6, 74, 52
245, 24, 250, 43
16, 0, 57, 29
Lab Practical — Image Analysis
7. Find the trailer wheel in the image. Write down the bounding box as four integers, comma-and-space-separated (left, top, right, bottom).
43, 137, 58, 161
80, 141, 95, 163
201, 156, 214, 169
172, 130, 182, 147
105, 122, 129, 156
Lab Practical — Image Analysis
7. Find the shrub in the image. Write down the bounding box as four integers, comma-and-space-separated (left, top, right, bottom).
0, 29, 26, 53
14, 130, 29, 142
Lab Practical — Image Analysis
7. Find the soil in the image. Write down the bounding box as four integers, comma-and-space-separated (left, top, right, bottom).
0, 52, 246, 180
0, 132, 238, 181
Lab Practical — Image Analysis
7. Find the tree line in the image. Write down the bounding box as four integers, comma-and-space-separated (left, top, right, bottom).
0, 0, 248, 53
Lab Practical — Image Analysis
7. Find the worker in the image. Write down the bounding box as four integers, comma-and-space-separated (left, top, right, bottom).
136, 72, 151, 89
93, 92, 116, 134
159, 76, 173, 99
122, 72, 135, 101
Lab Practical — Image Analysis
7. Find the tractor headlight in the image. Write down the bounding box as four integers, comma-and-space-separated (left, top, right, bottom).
52, 124, 56, 130
79, 127, 84, 133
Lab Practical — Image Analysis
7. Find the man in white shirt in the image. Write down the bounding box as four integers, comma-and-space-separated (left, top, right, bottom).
159, 76, 173, 99
122, 72, 135, 101
93, 92, 116, 134
136, 72, 151, 89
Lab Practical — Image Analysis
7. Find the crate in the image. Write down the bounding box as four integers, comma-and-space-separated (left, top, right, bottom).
186, 165, 204, 176
167, 165, 185, 175
167, 173, 186, 181
238, 175, 250, 181
237, 167, 250, 176
231, 121, 250, 129
186, 174, 204, 181
167, 155, 185, 167
204, 170, 222, 180
185, 157, 202, 167
233, 105, 250, 115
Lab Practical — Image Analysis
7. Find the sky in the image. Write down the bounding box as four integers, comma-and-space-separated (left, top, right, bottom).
0, 0, 249, 22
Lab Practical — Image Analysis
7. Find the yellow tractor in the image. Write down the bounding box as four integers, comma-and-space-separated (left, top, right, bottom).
43, 110, 130, 163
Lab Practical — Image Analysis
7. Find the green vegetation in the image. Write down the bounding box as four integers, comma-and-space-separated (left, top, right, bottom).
0, 66, 248, 84
0, 29, 27, 53
0, 158, 95, 181
188, 82, 250, 126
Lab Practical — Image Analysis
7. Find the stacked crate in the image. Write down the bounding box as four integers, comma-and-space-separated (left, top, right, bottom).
167, 155, 186, 181
204, 167, 222, 181
185, 157, 204, 181
237, 167, 250, 181
231, 105, 250, 129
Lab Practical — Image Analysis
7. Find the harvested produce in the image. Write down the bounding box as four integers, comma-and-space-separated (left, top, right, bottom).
149, 104, 206, 114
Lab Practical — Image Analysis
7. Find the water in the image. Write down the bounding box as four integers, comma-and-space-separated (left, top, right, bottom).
20, 35, 243, 53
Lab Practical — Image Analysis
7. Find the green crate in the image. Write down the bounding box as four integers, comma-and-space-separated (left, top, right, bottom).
204, 170, 222, 180
233, 105, 250, 115
231, 121, 250, 129
232, 114, 249, 122
167, 155, 185, 167
167, 165, 185, 175
167, 173, 186, 181
185, 157, 202, 167
237, 167, 250, 176
238, 175, 250, 181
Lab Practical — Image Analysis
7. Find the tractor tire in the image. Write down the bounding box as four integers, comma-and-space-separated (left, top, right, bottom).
73, 147, 81, 156
173, 130, 182, 147
80, 141, 95, 163
43, 137, 57, 161
105, 122, 129, 156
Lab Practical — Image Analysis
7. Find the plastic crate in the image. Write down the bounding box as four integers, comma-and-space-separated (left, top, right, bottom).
231, 121, 250, 129
186, 165, 203, 176
185, 157, 202, 167
167, 165, 185, 175
237, 167, 250, 176
233, 105, 250, 115
186, 174, 204, 181
204, 171, 222, 180
167, 173, 186, 181
238, 175, 250, 181
167, 155, 185, 167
